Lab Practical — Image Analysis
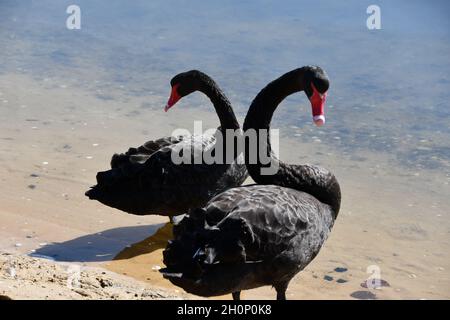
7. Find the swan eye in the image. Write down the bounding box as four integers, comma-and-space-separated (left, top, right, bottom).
311, 83, 326, 98
310, 83, 327, 103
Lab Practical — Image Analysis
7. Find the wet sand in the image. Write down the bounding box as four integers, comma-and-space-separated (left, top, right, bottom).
0, 72, 449, 299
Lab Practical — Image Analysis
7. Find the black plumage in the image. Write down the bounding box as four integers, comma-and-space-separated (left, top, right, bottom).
85, 70, 248, 216
161, 66, 341, 299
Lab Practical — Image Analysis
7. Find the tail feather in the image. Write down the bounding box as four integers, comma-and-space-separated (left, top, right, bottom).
85, 185, 100, 200
84, 166, 144, 209
110, 153, 131, 169
163, 213, 254, 278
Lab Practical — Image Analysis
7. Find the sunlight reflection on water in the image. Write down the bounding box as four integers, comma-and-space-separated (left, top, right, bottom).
1, 1, 449, 171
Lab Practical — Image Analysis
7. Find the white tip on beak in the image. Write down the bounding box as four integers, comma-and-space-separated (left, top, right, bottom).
313, 115, 325, 127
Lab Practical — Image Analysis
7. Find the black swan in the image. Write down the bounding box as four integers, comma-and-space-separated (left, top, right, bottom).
85, 70, 248, 217
161, 66, 341, 300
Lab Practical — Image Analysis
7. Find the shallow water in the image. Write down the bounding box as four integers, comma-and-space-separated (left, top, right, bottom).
2, 0, 449, 171
0, 0, 449, 299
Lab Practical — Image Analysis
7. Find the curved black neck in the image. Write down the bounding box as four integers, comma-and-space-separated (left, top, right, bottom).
243, 68, 341, 215
198, 74, 240, 130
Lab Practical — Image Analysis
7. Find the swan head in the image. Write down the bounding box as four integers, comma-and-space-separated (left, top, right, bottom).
164, 70, 206, 112
304, 66, 329, 127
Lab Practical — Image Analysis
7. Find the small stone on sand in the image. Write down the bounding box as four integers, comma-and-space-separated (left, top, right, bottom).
350, 291, 377, 300
360, 279, 390, 288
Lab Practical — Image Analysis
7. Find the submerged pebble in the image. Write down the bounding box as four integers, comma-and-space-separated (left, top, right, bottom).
323, 275, 334, 281
350, 291, 377, 300
360, 279, 390, 288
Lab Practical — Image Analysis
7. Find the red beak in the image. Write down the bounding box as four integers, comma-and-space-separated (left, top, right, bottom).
164, 84, 181, 112
309, 83, 327, 126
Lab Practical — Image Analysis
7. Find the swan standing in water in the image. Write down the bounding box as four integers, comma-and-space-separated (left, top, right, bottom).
161, 66, 341, 300
85, 70, 247, 217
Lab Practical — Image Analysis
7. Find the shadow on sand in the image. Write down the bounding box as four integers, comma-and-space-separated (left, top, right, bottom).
113, 222, 173, 261
32, 223, 173, 263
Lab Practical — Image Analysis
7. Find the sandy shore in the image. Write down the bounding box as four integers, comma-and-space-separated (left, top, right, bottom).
0, 251, 188, 300
0, 73, 449, 300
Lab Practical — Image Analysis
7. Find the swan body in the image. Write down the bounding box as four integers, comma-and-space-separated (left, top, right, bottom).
162, 183, 335, 297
